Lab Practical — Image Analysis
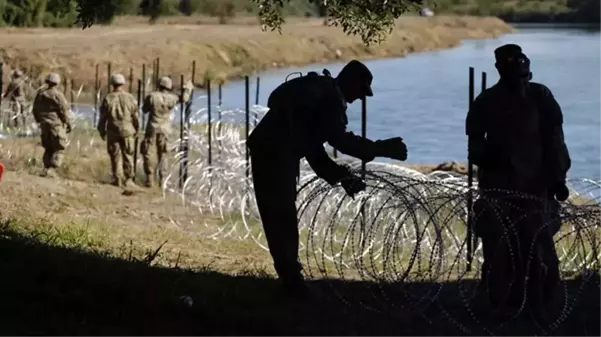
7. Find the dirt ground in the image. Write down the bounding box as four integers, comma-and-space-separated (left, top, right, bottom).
0, 167, 274, 273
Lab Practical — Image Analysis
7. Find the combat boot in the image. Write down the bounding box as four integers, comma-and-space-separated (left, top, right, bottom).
124, 179, 137, 189
45, 168, 58, 178
110, 177, 122, 187
144, 176, 154, 188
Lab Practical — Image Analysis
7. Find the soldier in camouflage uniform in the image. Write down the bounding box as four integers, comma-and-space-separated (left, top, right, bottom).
141, 76, 190, 188
2, 69, 28, 128
466, 44, 571, 315
32, 73, 72, 178
97, 74, 140, 187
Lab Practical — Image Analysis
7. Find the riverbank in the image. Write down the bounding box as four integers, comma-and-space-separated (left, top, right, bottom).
0, 16, 513, 96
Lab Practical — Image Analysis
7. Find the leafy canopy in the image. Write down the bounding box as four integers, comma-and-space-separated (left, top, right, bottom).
64, 0, 425, 45
254, 0, 425, 45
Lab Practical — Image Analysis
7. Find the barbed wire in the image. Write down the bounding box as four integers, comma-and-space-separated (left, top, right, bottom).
1, 92, 599, 335
159, 105, 599, 334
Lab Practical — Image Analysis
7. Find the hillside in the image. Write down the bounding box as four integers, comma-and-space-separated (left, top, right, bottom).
0, 16, 512, 100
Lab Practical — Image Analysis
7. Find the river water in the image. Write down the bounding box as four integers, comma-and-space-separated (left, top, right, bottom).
219, 25, 600, 180
4, 25, 598, 180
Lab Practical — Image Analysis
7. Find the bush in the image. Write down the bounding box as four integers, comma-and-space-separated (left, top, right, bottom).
178, 0, 193, 16
217, 1, 236, 24
140, 0, 179, 23
116, 0, 142, 15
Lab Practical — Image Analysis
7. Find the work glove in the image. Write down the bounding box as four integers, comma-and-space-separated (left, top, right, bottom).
99, 131, 106, 141
340, 175, 366, 198
374, 137, 408, 161
551, 182, 569, 202
65, 124, 72, 134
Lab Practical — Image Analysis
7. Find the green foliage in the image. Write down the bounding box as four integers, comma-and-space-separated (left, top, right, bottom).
139, 0, 180, 22
253, 0, 425, 45
196, 0, 246, 17
116, 0, 141, 14
0, 0, 597, 38
178, 0, 193, 15
567, 0, 600, 22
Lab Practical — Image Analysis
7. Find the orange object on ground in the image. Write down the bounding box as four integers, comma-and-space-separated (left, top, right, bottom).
0, 163, 4, 182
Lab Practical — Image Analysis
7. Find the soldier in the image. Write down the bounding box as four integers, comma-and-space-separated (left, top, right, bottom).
2, 69, 28, 128
466, 44, 571, 315
248, 60, 408, 297
32, 73, 72, 178
97, 74, 139, 188
141, 76, 191, 187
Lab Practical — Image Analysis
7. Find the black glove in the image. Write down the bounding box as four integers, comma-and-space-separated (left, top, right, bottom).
375, 137, 408, 161
340, 175, 366, 198
66, 124, 72, 134
552, 182, 569, 202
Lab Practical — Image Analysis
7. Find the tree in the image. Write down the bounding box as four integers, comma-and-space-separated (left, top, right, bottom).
68, 0, 425, 45
139, 0, 162, 23
178, 0, 193, 16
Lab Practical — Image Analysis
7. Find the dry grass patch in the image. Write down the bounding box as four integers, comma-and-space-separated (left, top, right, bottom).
0, 16, 513, 98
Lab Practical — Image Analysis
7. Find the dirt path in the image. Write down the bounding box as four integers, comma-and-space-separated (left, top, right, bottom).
0, 170, 200, 229
0, 169, 272, 272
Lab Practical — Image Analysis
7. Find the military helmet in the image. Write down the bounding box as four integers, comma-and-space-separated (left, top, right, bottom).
110, 73, 126, 86
159, 76, 173, 90
45, 72, 61, 85
11, 69, 23, 78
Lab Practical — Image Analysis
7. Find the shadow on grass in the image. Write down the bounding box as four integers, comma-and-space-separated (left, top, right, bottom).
0, 223, 598, 336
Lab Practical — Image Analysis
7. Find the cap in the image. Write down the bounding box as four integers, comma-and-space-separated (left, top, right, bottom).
340, 60, 373, 97
494, 44, 524, 63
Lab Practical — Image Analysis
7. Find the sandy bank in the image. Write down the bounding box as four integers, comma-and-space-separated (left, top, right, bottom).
0, 16, 513, 93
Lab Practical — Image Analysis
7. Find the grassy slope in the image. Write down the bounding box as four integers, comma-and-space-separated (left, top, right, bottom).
0, 16, 512, 97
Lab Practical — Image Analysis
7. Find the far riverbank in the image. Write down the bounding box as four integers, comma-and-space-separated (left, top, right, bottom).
0, 16, 513, 101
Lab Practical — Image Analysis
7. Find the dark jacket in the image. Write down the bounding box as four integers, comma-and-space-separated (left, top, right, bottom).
466, 81, 571, 191
248, 74, 376, 184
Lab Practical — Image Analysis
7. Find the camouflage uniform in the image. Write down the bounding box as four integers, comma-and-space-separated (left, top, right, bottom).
466, 44, 571, 313
97, 74, 140, 187
141, 76, 189, 187
3, 70, 27, 128
32, 73, 72, 177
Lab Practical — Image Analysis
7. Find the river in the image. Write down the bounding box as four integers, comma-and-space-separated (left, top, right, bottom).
3, 25, 598, 180
219, 24, 600, 180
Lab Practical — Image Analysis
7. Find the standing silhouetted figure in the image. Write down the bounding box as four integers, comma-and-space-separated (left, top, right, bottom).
248, 60, 408, 296
466, 44, 571, 315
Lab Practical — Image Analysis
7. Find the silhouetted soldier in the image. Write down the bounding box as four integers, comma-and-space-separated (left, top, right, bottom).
248, 60, 408, 296
466, 44, 571, 314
